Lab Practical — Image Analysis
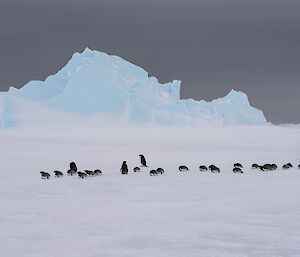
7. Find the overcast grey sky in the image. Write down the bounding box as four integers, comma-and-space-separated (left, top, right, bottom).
0, 0, 299, 124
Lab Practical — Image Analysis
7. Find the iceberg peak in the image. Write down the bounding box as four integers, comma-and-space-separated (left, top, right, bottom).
82, 46, 93, 53
228, 89, 241, 96
211, 89, 251, 107
226, 89, 247, 99
81, 47, 96, 57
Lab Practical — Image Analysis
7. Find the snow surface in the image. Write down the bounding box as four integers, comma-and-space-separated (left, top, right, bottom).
1, 126, 300, 257
0, 48, 266, 128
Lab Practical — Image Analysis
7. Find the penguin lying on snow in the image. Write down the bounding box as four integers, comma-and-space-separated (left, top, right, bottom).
94, 169, 102, 175
298, 164, 300, 169
234, 163, 243, 168
259, 165, 266, 171
77, 171, 87, 179
263, 164, 274, 170
85, 170, 94, 176
150, 169, 158, 176
54, 170, 63, 177
282, 164, 291, 170
156, 168, 164, 174
199, 165, 208, 171
179, 166, 189, 172
233, 167, 243, 173
271, 164, 277, 170
40, 171, 51, 179
252, 164, 259, 169
133, 167, 141, 172
209, 165, 220, 173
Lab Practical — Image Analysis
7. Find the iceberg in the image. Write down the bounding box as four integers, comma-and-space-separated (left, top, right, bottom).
0, 48, 267, 128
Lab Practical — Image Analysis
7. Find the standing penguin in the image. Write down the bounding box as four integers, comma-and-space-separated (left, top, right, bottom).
70, 162, 78, 172
139, 154, 148, 167
120, 161, 128, 174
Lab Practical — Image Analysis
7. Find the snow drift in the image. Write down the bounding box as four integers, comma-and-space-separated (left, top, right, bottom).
0, 48, 266, 128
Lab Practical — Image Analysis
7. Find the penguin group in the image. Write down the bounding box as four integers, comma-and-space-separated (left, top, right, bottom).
182, 162, 299, 174
251, 163, 277, 171
149, 168, 165, 176
233, 163, 243, 173
197, 165, 221, 173
251, 163, 292, 171
40, 156, 300, 179
40, 162, 102, 179
120, 154, 165, 176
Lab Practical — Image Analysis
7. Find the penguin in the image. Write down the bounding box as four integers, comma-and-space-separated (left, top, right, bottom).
179, 165, 189, 171
233, 167, 243, 173
40, 171, 51, 179
259, 165, 266, 171
54, 170, 63, 177
208, 165, 214, 170
282, 164, 291, 170
84, 170, 94, 176
93, 169, 102, 175
139, 154, 148, 167
67, 169, 77, 176
234, 163, 243, 168
209, 165, 220, 173
252, 163, 259, 169
120, 161, 128, 174
263, 164, 272, 171
199, 165, 208, 171
133, 167, 141, 172
150, 169, 158, 176
156, 168, 164, 174
70, 162, 78, 172
298, 164, 300, 169
77, 171, 87, 178
271, 164, 277, 170
286, 163, 293, 168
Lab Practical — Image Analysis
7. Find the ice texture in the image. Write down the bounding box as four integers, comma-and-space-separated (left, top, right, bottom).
0, 48, 267, 128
